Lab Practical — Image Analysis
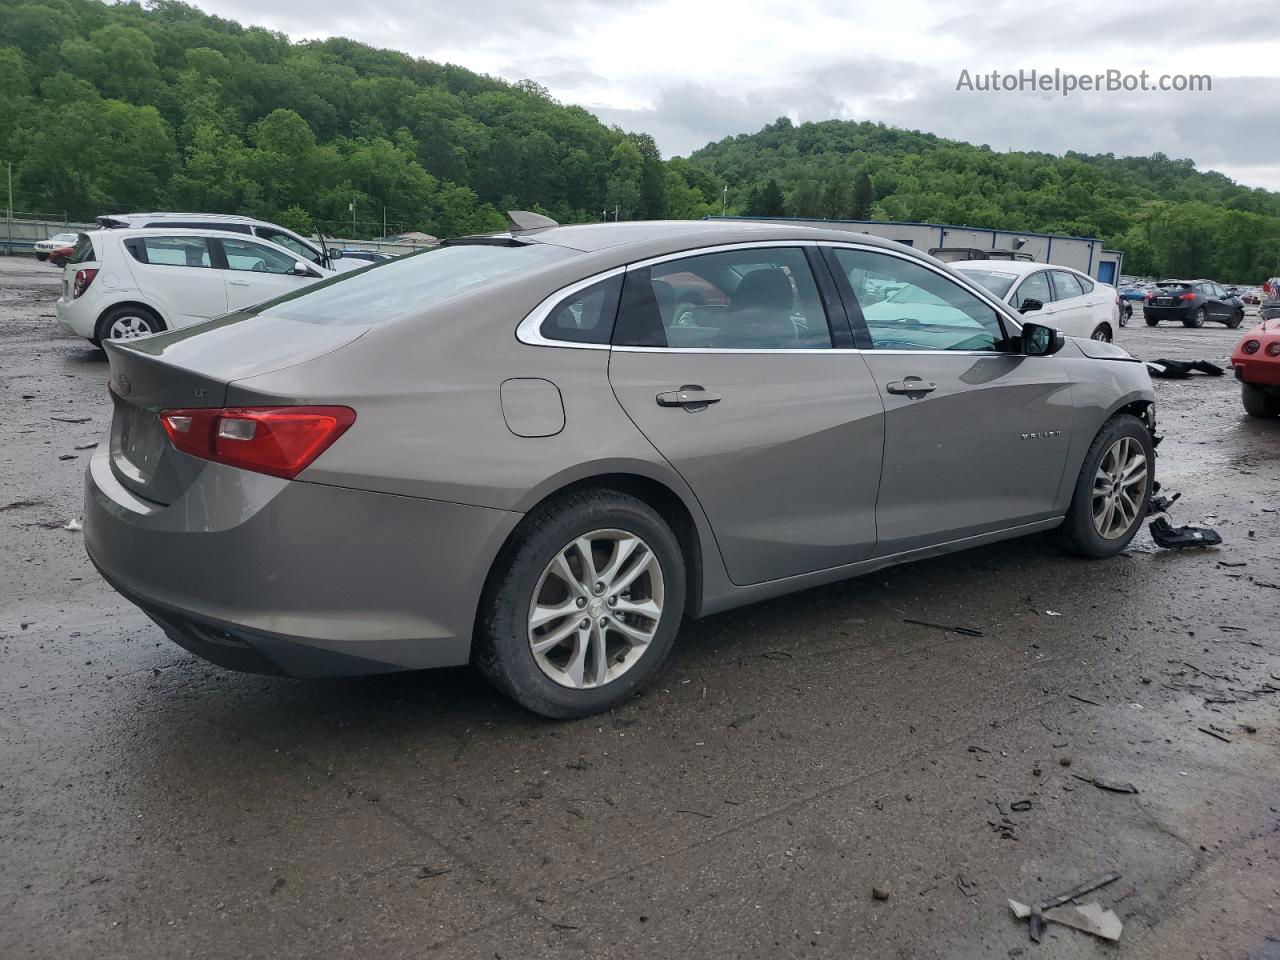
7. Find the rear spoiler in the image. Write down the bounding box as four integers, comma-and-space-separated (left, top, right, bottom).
96, 215, 129, 228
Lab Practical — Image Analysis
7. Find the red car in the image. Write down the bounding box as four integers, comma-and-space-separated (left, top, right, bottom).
48, 243, 76, 267
1231, 314, 1280, 417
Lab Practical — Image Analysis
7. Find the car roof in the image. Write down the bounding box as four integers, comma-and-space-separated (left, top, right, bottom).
102, 212, 261, 224
480, 219, 921, 257
949, 259, 1061, 276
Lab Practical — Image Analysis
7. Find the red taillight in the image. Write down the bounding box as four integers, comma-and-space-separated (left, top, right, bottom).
1267, 342, 1280, 357
1179, 292, 1197, 301
1242, 340, 1261, 354
160, 406, 355, 479
1144, 293, 1153, 301
73, 269, 98, 298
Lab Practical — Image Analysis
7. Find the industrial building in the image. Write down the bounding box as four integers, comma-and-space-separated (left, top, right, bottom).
713, 216, 1124, 284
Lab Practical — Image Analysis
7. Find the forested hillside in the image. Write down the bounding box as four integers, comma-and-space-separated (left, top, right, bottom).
0, 0, 722, 237
691, 118, 1280, 281
2, 1, 1277, 278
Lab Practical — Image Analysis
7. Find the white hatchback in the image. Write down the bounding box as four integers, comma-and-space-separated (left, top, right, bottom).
953, 260, 1122, 342
55, 228, 336, 345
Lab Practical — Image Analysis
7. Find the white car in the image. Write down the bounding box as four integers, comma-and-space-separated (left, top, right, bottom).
952, 260, 1122, 341
95, 212, 363, 274
54, 228, 335, 345
34, 231, 81, 262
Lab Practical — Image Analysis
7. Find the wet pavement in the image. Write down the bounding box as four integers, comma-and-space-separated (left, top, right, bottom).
1, 255, 1278, 959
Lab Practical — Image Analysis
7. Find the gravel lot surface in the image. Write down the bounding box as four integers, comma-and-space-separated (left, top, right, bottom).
1, 255, 1277, 959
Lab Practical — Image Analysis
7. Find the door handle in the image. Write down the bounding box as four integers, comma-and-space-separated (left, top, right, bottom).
228, 279, 250, 286
656, 385, 721, 408
886, 379, 937, 395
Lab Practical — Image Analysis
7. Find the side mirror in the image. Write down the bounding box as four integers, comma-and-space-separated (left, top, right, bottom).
1022, 321, 1065, 356
327, 248, 344, 260
1019, 298, 1043, 313
292, 260, 311, 275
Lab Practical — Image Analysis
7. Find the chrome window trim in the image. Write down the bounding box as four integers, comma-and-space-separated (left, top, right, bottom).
516, 238, 1033, 358
515, 266, 627, 349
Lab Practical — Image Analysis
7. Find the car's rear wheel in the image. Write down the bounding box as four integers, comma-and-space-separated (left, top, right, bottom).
1184, 307, 1206, 328
1090, 324, 1112, 342
1058, 414, 1153, 558
1144, 314, 1159, 327
475, 489, 686, 719
1241, 383, 1280, 418
94, 305, 166, 346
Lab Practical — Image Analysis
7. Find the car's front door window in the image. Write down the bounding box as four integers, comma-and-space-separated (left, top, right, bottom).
256, 228, 320, 265
830, 247, 1005, 351
1050, 270, 1084, 301
613, 247, 832, 349
1012, 271, 1051, 312
220, 238, 301, 275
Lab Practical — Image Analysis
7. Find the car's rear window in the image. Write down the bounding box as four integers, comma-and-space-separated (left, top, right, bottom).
68, 234, 95, 264
256, 242, 576, 326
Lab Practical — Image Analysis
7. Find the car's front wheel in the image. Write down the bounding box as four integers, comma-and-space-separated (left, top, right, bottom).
476, 489, 686, 719
35, 252, 48, 262
1058, 414, 1154, 558
1090, 324, 1112, 342
1226, 309, 1244, 329
1242, 383, 1280, 418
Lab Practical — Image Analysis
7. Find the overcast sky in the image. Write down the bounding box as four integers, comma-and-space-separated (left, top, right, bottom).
195, 0, 1280, 190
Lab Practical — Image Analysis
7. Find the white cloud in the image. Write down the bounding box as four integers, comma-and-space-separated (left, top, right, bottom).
189, 0, 1280, 189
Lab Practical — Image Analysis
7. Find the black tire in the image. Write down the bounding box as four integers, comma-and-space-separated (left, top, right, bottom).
1183, 307, 1206, 328
35, 252, 48, 262
1120, 306, 1131, 327
1058, 414, 1154, 558
1226, 309, 1244, 329
94, 304, 166, 345
1144, 314, 1159, 327
1090, 324, 1112, 343
1241, 383, 1280, 418
50, 256, 67, 268
475, 489, 687, 719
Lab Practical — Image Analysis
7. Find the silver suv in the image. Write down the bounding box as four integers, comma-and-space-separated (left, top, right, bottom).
84, 217, 1156, 718
95, 212, 358, 272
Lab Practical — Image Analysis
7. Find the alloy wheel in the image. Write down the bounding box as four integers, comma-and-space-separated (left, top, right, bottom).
527, 529, 664, 689
108, 314, 155, 340
1091, 437, 1148, 539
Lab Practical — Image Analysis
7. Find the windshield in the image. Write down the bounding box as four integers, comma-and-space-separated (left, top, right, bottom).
51, 232, 79, 243
956, 269, 1018, 298
255, 241, 576, 326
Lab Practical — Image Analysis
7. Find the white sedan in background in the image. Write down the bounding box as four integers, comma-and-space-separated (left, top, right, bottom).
953, 260, 1122, 341
55, 228, 335, 346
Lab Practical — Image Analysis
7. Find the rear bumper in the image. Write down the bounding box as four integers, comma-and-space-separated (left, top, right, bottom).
84, 447, 522, 677
1142, 304, 1194, 320
55, 296, 93, 339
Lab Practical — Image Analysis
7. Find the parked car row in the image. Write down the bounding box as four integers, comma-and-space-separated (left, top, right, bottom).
80, 215, 1160, 718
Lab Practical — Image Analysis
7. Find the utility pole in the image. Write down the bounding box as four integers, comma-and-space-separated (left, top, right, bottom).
382, 206, 387, 240
350, 196, 356, 239
721, 183, 728, 217
6, 162, 12, 257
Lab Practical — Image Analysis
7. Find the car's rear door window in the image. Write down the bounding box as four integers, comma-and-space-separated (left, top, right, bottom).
133, 236, 213, 268
613, 247, 832, 349
829, 247, 1006, 352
